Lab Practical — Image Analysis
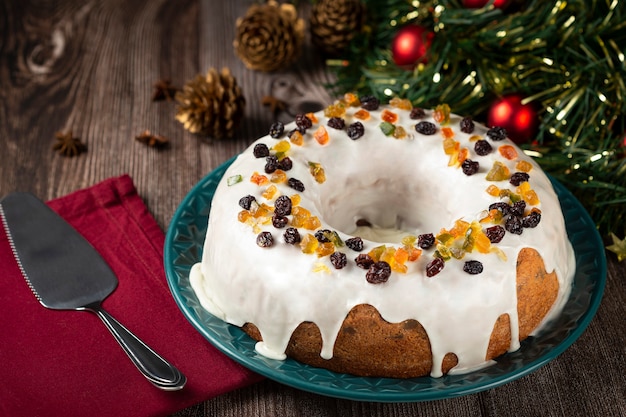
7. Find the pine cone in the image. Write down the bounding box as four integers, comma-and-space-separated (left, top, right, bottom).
233, 1, 305, 72
175, 68, 245, 139
310, 0, 365, 57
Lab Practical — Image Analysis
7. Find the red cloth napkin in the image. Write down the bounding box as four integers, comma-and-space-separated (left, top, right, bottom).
0, 175, 262, 417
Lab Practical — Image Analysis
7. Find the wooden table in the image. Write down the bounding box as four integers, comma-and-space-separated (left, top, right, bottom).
2, 1, 625, 416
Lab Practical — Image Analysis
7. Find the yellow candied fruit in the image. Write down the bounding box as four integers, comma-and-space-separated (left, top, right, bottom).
486, 184, 501, 196
324, 103, 346, 118
441, 126, 455, 140
343, 92, 360, 107
389, 97, 413, 110
312, 262, 331, 274
381, 247, 408, 273
291, 194, 301, 206
490, 246, 508, 262
449, 219, 470, 239
436, 244, 452, 260
485, 161, 511, 181
443, 137, 460, 155
480, 208, 503, 224
270, 169, 287, 184
303, 216, 321, 230
308, 161, 326, 183
433, 103, 451, 125
289, 130, 304, 146
316, 242, 335, 257
300, 234, 319, 254
314, 125, 330, 145
468, 134, 482, 142
516, 160, 533, 172
354, 109, 370, 120
393, 125, 407, 139
238, 210, 251, 223
517, 182, 540, 205
250, 172, 269, 186
290, 206, 310, 227
272, 140, 291, 154
401, 235, 417, 247
498, 144, 518, 160
262, 184, 279, 200
381, 109, 398, 123
306, 112, 318, 124
368, 245, 386, 262
251, 202, 273, 218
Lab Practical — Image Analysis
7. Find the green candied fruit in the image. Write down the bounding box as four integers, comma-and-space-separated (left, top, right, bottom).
227, 174, 243, 186
379, 121, 396, 136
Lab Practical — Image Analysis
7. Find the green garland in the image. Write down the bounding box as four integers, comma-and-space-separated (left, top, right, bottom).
327, 0, 626, 240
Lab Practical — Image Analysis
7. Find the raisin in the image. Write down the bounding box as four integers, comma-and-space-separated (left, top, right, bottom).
256, 231, 274, 247
253, 143, 270, 158
462, 159, 479, 176
426, 257, 445, 277
295, 113, 313, 130
283, 227, 301, 244
463, 260, 483, 274
510, 200, 526, 217
489, 202, 510, 216
265, 155, 279, 173
272, 215, 289, 228
409, 107, 426, 119
355, 254, 374, 269
418, 233, 435, 249
330, 252, 347, 269
347, 121, 365, 140
315, 229, 332, 243
510, 172, 530, 186
487, 126, 507, 141
288, 177, 305, 192
366, 261, 391, 284
505, 215, 523, 235
345, 237, 364, 252
239, 195, 256, 210
522, 211, 541, 228
360, 95, 380, 111
274, 195, 292, 216
327, 117, 345, 130
278, 156, 293, 171
474, 140, 493, 156
415, 121, 437, 135
485, 225, 506, 243
460, 117, 475, 133
269, 121, 284, 138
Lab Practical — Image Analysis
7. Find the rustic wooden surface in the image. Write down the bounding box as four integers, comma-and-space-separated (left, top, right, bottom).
1, 0, 625, 416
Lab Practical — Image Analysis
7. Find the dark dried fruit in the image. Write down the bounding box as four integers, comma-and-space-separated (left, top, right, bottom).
418, 233, 435, 249
409, 107, 426, 119
256, 231, 274, 247
460, 117, 475, 133
253, 143, 270, 158
510, 200, 526, 217
330, 252, 347, 269
288, 177, 305, 192
462, 159, 479, 176
489, 202, 510, 217
426, 257, 445, 277
269, 121, 284, 138
415, 121, 437, 135
345, 237, 364, 252
485, 225, 506, 243
284, 227, 301, 244
327, 117, 345, 130
522, 211, 541, 228
474, 140, 493, 156
272, 215, 289, 228
355, 253, 374, 269
510, 172, 530, 186
505, 215, 523, 235
315, 229, 332, 243
239, 195, 256, 210
278, 156, 293, 171
366, 261, 391, 284
463, 260, 483, 274
487, 126, 507, 141
295, 113, 313, 130
265, 155, 279, 173
274, 195, 292, 216
360, 95, 380, 111
347, 122, 365, 140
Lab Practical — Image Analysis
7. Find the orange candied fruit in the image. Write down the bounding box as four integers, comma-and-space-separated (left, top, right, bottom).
457, 148, 469, 164
485, 161, 511, 181
238, 210, 251, 223
441, 126, 455, 140
300, 233, 319, 254
291, 194, 301, 206
516, 160, 533, 172
393, 125, 407, 139
313, 125, 329, 145
468, 134, 482, 142
270, 169, 287, 184
343, 92, 360, 107
498, 144, 518, 160
486, 184, 501, 196
262, 184, 279, 200
324, 103, 346, 118
517, 182, 540, 205
480, 208, 503, 224
316, 242, 335, 257
289, 130, 304, 146
303, 216, 321, 230
443, 137, 460, 155
250, 171, 269, 186
389, 97, 413, 110
354, 109, 370, 120
381, 109, 398, 123
433, 103, 451, 125
306, 112, 318, 124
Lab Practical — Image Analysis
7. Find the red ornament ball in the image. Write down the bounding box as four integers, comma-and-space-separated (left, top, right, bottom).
462, 0, 509, 8
487, 94, 540, 144
391, 25, 433, 68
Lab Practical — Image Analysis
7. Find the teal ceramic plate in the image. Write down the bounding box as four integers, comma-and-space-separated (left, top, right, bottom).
164, 157, 606, 402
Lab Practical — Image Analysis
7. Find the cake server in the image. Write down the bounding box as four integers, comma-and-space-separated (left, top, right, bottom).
0, 192, 186, 391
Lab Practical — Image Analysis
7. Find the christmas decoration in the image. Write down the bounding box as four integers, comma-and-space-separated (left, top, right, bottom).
487, 94, 539, 144
462, 0, 509, 8
310, 0, 365, 57
329, 0, 626, 239
175, 67, 245, 139
233, 1, 304, 72
135, 130, 169, 148
391, 25, 433, 68
52, 131, 86, 157
151, 79, 177, 102
606, 233, 626, 262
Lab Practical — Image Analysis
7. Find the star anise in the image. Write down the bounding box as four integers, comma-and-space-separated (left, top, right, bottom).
152, 79, 178, 101
52, 131, 86, 157
135, 129, 169, 148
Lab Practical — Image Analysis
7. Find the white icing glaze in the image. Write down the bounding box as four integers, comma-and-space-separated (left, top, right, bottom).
190, 104, 576, 377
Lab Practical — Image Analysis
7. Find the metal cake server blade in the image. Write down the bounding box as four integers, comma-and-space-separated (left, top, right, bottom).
0, 192, 186, 391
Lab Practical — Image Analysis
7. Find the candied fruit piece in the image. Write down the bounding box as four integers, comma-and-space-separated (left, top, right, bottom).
343, 92, 360, 107
238, 210, 251, 223
517, 182, 540, 205
436, 244, 452, 260
313, 125, 329, 145
262, 184, 278, 200
443, 138, 460, 155
251, 202, 273, 218
313, 263, 331, 274
368, 245, 386, 262
306, 112, 318, 124
486, 184, 501, 196
394, 247, 409, 264
393, 125, 407, 139
389, 97, 413, 110
457, 148, 469, 164
485, 161, 511, 181
324, 102, 346, 118
303, 216, 321, 230
300, 233, 319, 254
316, 242, 336, 257
227, 174, 243, 186
407, 246, 422, 261
480, 208, 503, 224
381, 109, 398, 123
366, 261, 392, 284
450, 219, 470, 238
441, 127, 455, 140
433, 104, 451, 125
473, 230, 492, 254
468, 134, 482, 142
250, 172, 269, 186
289, 130, 304, 146
272, 140, 291, 154
308, 161, 326, 183
498, 144, 518, 160
402, 235, 417, 247
354, 109, 370, 120
270, 169, 287, 184
379, 121, 396, 136
516, 160, 533, 172
290, 194, 301, 206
